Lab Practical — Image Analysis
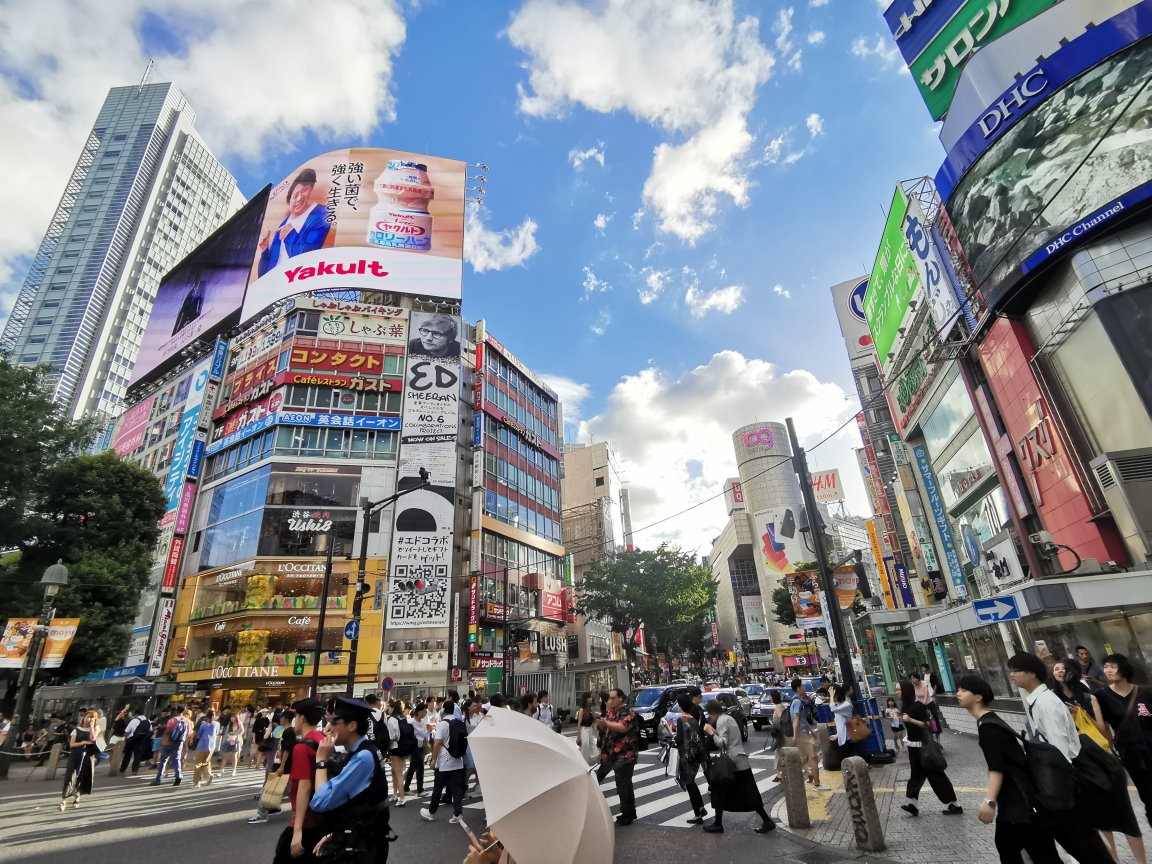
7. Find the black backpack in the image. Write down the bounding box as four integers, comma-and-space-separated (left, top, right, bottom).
366, 712, 390, 753
446, 718, 469, 760
132, 718, 153, 740
796, 694, 819, 730
394, 718, 418, 757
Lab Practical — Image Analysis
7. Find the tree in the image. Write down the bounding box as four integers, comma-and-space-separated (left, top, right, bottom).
575, 546, 718, 678
0, 355, 96, 548
771, 585, 797, 628
0, 452, 166, 680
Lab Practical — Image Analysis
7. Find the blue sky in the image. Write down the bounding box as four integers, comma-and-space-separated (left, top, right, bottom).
0, 0, 947, 553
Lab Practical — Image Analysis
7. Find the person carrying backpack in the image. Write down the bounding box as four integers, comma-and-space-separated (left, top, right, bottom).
786, 679, 828, 791
957, 673, 1062, 864
122, 710, 153, 775
152, 705, 187, 786
420, 696, 467, 823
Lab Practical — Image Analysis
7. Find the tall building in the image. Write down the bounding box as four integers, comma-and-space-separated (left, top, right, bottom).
470, 320, 569, 693
2, 81, 245, 421
561, 441, 627, 691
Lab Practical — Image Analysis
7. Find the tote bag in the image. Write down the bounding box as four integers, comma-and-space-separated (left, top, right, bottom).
259, 773, 289, 810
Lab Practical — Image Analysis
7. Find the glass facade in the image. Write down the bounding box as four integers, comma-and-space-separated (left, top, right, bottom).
479, 413, 561, 544
921, 368, 971, 461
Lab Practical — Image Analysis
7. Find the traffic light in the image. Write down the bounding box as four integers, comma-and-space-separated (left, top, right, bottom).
293, 654, 307, 675
785, 632, 805, 641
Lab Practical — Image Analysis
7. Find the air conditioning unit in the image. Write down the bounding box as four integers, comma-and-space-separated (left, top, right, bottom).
1090, 448, 1152, 564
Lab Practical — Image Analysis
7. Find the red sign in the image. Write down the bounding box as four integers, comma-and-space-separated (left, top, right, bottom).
289, 346, 393, 374
469, 656, 503, 670
469, 577, 478, 625
450, 668, 463, 683
380, 676, 395, 691
731, 481, 744, 504
162, 537, 184, 593
475, 343, 484, 411
542, 591, 564, 621
175, 646, 188, 660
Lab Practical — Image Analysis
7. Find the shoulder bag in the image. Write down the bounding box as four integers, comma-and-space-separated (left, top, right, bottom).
846, 716, 871, 742
704, 735, 736, 788
919, 733, 948, 772
1021, 701, 1077, 812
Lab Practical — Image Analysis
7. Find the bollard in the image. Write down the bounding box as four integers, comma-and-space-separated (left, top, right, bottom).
108, 740, 126, 776
842, 756, 885, 853
44, 743, 64, 781
817, 722, 840, 771
778, 746, 811, 829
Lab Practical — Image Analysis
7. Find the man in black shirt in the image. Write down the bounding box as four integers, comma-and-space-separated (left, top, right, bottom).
957, 674, 1060, 864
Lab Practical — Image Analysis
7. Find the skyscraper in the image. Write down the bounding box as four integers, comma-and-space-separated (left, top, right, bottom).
1, 80, 245, 421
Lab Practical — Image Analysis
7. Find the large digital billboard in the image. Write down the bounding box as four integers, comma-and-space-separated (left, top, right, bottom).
942, 22, 1152, 294
240, 149, 466, 324
884, 0, 1057, 120
130, 190, 268, 390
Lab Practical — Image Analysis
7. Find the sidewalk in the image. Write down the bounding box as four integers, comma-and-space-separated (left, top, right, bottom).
770, 728, 1152, 863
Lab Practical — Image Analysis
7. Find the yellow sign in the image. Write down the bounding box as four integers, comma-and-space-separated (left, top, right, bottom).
774, 645, 815, 657
0, 617, 80, 669
867, 519, 896, 610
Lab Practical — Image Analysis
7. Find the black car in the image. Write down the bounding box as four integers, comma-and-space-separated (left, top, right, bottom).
703, 690, 750, 739
749, 688, 794, 730
627, 684, 691, 741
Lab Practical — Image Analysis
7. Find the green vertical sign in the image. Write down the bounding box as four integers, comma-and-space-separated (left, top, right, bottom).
865, 187, 916, 371
910, 0, 1057, 121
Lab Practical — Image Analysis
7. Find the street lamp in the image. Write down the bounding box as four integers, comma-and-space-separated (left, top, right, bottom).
345, 468, 429, 697
0, 560, 68, 779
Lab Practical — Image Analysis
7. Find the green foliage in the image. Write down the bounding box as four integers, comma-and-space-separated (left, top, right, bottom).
575, 545, 718, 672
0, 452, 166, 679
792, 560, 819, 572
771, 585, 797, 627
0, 355, 97, 548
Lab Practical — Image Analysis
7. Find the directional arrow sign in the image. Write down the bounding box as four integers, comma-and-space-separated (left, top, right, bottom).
973, 595, 1020, 623
344, 619, 361, 641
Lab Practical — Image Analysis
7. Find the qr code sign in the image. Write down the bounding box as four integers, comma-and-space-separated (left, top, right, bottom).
387, 564, 449, 628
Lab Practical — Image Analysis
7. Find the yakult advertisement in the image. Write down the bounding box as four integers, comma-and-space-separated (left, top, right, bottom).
241, 149, 466, 323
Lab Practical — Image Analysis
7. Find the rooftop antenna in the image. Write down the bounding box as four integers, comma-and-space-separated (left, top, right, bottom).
137, 59, 155, 95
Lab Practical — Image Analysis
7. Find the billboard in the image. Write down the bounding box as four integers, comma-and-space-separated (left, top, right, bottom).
753, 507, 809, 577
163, 357, 214, 512
130, 190, 267, 389
111, 394, 155, 455
904, 195, 961, 343
0, 617, 79, 668
866, 188, 916, 371
912, 444, 969, 600
941, 18, 1152, 294
741, 595, 769, 641
885, 0, 1058, 121
386, 312, 464, 630
829, 275, 873, 362
811, 469, 844, 503
240, 149, 466, 324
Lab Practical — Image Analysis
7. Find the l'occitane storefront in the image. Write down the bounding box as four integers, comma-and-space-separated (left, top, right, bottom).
165, 556, 386, 710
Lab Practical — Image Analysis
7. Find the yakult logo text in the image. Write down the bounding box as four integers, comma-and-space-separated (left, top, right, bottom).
284, 260, 389, 283
741, 428, 775, 449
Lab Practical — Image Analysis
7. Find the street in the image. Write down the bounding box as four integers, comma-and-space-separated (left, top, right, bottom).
1, 735, 867, 864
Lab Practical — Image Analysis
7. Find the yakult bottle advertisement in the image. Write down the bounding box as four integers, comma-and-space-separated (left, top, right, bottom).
240, 148, 466, 323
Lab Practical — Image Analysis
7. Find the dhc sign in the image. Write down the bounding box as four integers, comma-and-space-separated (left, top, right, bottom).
978, 71, 1048, 138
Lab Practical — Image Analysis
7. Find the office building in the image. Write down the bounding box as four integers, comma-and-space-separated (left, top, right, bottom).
2, 81, 244, 422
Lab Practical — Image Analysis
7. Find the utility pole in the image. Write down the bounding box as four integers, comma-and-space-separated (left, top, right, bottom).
345, 468, 429, 698
786, 418, 857, 697
310, 532, 337, 697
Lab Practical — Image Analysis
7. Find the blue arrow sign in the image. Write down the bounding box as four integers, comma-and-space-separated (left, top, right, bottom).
973, 596, 1020, 623
344, 619, 361, 641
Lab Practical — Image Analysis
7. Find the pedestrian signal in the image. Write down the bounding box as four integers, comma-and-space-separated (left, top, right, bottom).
293, 654, 307, 675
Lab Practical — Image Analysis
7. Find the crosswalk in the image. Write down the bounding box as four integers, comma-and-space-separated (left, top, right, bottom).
0, 769, 268, 860
406, 745, 781, 828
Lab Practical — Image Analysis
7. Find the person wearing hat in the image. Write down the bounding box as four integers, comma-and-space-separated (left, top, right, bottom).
257, 168, 332, 276
308, 697, 393, 862
269, 698, 327, 864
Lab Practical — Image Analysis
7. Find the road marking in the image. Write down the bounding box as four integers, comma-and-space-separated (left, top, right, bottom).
658, 773, 780, 827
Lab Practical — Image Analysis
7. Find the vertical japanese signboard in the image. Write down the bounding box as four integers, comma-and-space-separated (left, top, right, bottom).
913, 445, 968, 599
386, 312, 463, 630
866, 188, 916, 371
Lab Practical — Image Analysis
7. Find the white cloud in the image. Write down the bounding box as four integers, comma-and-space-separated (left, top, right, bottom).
591, 308, 612, 335
568, 143, 606, 168
774, 284, 792, 299
810, 0, 830, 6
685, 282, 744, 317
784, 150, 805, 164
593, 213, 613, 232
851, 35, 908, 72
763, 134, 787, 164
806, 113, 824, 137
576, 351, 859, 552
539, 374, 591, 427
773, 8, 802, 71
0, 0, 408, 288
632, 208, 646, 229
808, 30, 825, 45
638, 267, 672, 304
465, 204, 540, 273
506, 0, 774, 243
582, 266, 611, 297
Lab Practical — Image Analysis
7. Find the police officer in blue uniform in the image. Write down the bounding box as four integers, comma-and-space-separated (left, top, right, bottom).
310, 697, 393, 862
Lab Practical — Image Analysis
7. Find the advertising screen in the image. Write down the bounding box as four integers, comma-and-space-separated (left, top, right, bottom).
130, 190, 268, 389
241, 149, 466, 324
885, 0, 1057, 120
943, 31, 1152, 295
866, 188, 916, 371
386, 312, 464, 631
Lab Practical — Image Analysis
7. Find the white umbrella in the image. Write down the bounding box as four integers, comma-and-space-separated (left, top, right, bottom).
467, 708, 614, 864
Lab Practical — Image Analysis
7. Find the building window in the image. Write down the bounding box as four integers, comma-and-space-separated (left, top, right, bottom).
595, 476, 604, 487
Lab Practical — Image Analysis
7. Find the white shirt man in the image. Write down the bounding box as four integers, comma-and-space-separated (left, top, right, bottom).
534, 696, 553, 726
1021, 682, 1081, 762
